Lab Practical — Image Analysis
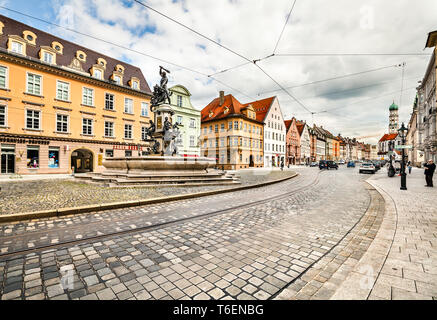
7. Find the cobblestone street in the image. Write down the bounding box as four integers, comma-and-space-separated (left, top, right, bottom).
0, 170, 294, 215
0, 167, 377, 300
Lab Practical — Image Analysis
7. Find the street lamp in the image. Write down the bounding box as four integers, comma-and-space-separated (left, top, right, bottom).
398, 122, 408, 190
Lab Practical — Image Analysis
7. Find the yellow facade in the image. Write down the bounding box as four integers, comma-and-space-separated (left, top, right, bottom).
201, 106, 264, 170
0, 52, 151, 174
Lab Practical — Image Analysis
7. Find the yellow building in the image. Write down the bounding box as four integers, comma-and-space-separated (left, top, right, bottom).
200, 91, 264, 170
0, 15, 152, 175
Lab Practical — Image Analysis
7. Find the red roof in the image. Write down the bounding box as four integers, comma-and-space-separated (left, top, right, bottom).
296, 122, 305, 135
379, 133, 398, 142
284, 120, 293, 131
244, 97, 275, 122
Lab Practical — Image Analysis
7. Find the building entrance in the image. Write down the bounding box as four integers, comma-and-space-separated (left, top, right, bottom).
1, 145, 15, 174
71, 149, 94, 173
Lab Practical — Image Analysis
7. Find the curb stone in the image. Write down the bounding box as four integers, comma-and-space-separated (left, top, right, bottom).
0, 173, 299, 224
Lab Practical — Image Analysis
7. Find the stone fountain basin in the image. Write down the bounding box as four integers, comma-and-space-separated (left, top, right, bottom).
102, 156, 216, 174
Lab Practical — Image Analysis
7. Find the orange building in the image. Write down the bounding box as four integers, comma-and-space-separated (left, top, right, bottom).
200, 91, 264, 170
0, 15, 152, 175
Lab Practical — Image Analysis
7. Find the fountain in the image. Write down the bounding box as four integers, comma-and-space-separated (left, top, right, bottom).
76, 67, 239, 187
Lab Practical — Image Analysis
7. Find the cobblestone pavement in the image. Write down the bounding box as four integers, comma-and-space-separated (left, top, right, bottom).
0, 170, 295, 215
0, 167, 373, 300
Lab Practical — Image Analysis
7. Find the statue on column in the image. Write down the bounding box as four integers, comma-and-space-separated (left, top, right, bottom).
151, 66, 172, 109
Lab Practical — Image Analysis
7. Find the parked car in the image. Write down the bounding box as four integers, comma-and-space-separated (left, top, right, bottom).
310, 161, 318, 167
371, 160, 381, 171
339, 160, 345, 165
347, 161, 355, 168
359, 162, 376, 174
320, 160, 338, 170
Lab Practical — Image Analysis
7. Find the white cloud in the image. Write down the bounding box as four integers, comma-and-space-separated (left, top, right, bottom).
51, 0, 437, 143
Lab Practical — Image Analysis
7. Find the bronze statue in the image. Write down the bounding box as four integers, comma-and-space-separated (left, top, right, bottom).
151, 66, 172, 107
143, 120, 156, 141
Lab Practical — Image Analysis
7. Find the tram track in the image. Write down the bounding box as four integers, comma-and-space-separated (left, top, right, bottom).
0, 171, 321, 261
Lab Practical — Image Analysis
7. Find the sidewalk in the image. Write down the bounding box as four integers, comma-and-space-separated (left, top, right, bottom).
0, 174, 73, 182
333, 169, 437, 299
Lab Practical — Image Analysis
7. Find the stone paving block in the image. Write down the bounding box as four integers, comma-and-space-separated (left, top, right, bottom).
96, 288, 116, 300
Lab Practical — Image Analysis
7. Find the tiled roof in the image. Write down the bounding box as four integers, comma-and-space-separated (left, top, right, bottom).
0, 14, 151, 94
296, 121, 305, 135
379, 133, 398, 142
284, 120, 293, 131
244, 97, 275, 122
201, 94, 261, 123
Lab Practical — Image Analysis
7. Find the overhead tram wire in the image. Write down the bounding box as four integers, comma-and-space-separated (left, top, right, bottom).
275, 53, 432, 57
132, 0, 314, 115
272, 0, 298, 54
293, 86, 418, 117
258, 63, 405, 96
0, 5, 255, 100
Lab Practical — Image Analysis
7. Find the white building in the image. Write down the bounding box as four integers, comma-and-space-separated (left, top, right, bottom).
169, 85, 201, 157
250, 96, 286, 167
297, 121, 311, 165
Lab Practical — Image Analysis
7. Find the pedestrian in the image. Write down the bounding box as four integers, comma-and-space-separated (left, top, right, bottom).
408, 162, 412, 174
424, 159, 436, 187
280, 161, 284, 171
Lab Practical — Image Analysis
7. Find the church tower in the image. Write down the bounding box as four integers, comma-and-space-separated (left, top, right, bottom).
388, 101, 399, 134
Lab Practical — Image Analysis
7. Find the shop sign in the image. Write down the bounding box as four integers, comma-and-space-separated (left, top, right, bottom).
0, 137, 50, 145
113, 145, 141, 151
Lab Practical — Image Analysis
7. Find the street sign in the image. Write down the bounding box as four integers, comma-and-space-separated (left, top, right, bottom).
395, 145, 412, 150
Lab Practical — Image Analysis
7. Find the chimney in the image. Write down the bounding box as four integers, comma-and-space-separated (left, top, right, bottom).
219, 91, 225, 106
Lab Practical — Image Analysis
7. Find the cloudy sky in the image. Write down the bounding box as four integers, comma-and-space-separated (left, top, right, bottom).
1, 0, 436, 144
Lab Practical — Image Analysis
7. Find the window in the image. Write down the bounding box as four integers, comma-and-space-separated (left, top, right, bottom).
142, 127, 148, 141
190, 118, 196, 128
132, 81, 139, 90
105, 93, 114, 110
177, 95, 183, 107
141, 102, 149, 117
105, 150, 114, 158
125, 150, 132, 157
27, 146, 39, 168
27, 73, 42, 95
43, 52, 53, 64
234, 121, 238, 130
56, 81, 70, 101
11, 41, 23, 54
104, 121, 114, 137
93, 69, 103, 80
82, 118, 93, 135
114, 75, 121, 84
229, 121, 232, 130
0, 105, 6, 126
177, 115, 183, 125
48, 147, 60, 168
220, 123, 225, 132
82, 87, 94, 106
0, 66, 8, 89
56, 114, 68, 133
26, 110, 40, 130
220, 137, 225, 147
190, 136, 195, 147
203, 127, 207, 135
124, 124, 133, 139
215, 124, 218, 133
124, 98, 133, 114
209, 125, 212, 133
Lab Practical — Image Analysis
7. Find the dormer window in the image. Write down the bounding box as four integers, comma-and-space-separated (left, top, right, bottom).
76, 50, 87, 62
132, 81, 139, 90
11, 41, 23, 54
26, 35, 34, 41
114, 75, 121, 85
209, 111, 213, 118
93, 69, 103, 80
52, 41, 63, 54
43, 51, 54, 64
115, 64, 125, 74
224, 107, 229, 114
97, 58, 107, 69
